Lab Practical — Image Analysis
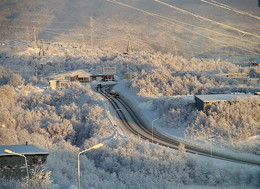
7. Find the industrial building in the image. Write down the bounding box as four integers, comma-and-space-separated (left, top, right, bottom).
0, 144, 49, 178
48, 69, 116, 89
217, 73, 260, 84
48, 70, 92, 89
217, 73, 248, 78
90, 74, 115, 82
195, 94, 255, 111
48, 70, 92, 82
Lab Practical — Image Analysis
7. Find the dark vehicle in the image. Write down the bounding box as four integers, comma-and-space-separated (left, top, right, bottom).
252, 62, 260, 66
97, 84, 102, 89
109, 90, 120, 98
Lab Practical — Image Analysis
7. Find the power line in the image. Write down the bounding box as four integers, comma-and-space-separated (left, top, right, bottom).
200, 0, 260, 20
9, 19, 90, 24
155, 0, 260, 39
106, 0, 259, 55
1, 6, 258, 46
0, 24, 84, 31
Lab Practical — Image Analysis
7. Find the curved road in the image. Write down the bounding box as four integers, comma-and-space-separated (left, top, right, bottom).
98, 84, 260, 166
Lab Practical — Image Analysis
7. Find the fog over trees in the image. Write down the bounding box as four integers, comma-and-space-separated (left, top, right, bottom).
0, 42, 260, 188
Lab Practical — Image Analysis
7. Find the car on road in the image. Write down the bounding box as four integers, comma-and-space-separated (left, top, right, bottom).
110, 90, 116, 95
97, 84, 102, 89
110, 90, 120, 98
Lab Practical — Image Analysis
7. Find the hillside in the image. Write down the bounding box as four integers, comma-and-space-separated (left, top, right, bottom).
0, 0, 259, 60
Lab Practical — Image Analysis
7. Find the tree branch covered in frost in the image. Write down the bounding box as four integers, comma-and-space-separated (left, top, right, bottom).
151, 95, 260, 152
130, 69, 259, 97
0, 82, 113, 149
152, 97, 197, 129
1, 81, 259, 188
1, 45, 260, 188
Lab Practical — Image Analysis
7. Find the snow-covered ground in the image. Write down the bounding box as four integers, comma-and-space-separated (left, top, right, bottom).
0, 21, 259, 187
113, 81, 260, 169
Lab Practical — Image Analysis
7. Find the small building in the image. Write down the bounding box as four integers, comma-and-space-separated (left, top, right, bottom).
48, 70, 92, 89
77, 72, 92, 83
91, 74, 115, 82
49, 79, 69, 90
216, 73, 260, 84
48, 70, 92, 83
49, 80, 57, 90
237, 77, 260, 84
217, 73, 248, 78
0, 144, 49, 178
195, 94, 254, 111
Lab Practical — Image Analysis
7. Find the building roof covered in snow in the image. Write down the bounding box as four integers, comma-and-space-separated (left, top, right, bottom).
195, 93, 253, 102
0, 145, 49, 156
48, 70, 91, 80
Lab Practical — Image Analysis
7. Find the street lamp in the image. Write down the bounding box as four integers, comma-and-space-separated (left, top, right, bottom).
207, 136, 216, 158
152, 118, 159, 144
4, 149, 29, 180
77, 143, 104, 189
114, 108, 122, 120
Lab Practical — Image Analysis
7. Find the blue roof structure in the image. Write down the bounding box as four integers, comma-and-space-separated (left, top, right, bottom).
0, 145, 49, 156
195, 94, 254, 102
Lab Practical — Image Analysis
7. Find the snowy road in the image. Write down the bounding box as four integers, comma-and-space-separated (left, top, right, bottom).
98, 84, 260, 166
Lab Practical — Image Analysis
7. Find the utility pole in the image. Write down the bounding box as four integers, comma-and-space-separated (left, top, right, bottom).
39, 40, 45, 57
32, 27, 37, 48
26, 26, 30, 42
126, 35, 132, 54
83, 18, 88, 47
173, 37, 178, 56
35, 67, 38, 86
90, 16, 93, 47
83, 25, 86, 47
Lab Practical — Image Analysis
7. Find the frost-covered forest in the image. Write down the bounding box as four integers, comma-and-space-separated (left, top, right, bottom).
0, 41, 260, 188
1, 0, 260, 188
151, 96, 260, 151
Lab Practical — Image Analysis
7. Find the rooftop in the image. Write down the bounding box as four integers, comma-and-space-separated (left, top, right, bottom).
49, 70, 91, 79
195, 94, 254, 102
0, 145, 49, 156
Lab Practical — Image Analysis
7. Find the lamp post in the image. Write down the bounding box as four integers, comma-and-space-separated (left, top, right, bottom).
152, 118, 159, 144
4, 149, 29, 180
114, 108, 122, 120
77, 143, 104, 189
207, 136, 216, 158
